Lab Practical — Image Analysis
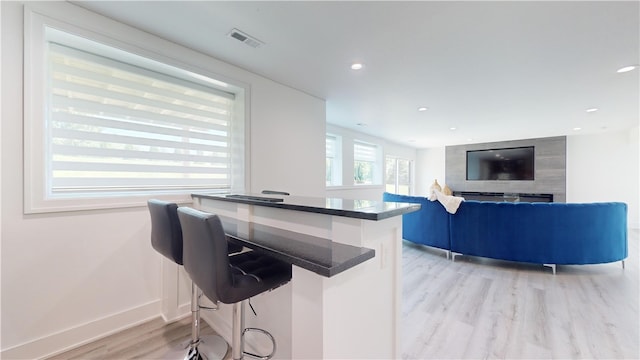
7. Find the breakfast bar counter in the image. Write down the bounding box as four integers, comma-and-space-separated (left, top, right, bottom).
191, 192, 419, 359
219, 215, 376, 277
205, 193, 421, 220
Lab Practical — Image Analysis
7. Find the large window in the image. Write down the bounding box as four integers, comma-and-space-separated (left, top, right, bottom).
353, 140, 381, 185
385, 156, 412, 194
24, 10, 246, 213
325, 134, 342, 186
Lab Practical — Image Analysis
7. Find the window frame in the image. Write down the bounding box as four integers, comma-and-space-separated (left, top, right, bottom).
353, 140, 382, 186
325, 133, 343, 186
385, 155, 413, 195
23, 7, 250, 213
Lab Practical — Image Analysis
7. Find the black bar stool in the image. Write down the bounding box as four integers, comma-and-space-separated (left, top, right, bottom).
177, 207, 292, 360
148, 199, 241, 360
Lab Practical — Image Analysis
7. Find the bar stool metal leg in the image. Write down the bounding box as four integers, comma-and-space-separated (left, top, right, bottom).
187, 281, 228, 360
232, 301, 245, 360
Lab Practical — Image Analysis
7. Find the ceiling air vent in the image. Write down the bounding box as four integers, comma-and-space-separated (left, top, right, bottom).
228, 28, 264, 48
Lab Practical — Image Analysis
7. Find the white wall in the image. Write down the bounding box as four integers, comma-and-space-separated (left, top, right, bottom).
0, 1, 4, 344
325, 124, 417, 200
415, 147, 446, 196
567, 127, 640, 228
0, 2, 325, 358
251, 83, 325, 197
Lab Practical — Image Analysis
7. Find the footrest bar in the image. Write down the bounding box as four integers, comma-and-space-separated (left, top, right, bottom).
242, 327, 276, 360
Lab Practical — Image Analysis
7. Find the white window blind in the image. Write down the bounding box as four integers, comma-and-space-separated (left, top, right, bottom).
24, 9, 247, 213
47, 42, 237, 196
353, 140, 379, 185
354, 141, 378, 163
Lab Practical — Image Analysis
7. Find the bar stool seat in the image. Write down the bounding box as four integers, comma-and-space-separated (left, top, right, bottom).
177, 207, 292, 360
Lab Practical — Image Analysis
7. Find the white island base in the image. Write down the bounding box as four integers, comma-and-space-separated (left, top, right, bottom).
181, 194, 412, 359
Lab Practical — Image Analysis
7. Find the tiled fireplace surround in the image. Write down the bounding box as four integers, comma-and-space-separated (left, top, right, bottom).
445, 136, 566, 202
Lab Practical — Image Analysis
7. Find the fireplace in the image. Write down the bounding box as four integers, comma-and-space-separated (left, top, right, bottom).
452, 191, 553, 203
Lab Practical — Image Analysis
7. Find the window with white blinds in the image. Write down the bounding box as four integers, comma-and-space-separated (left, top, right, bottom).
24, 11, 247, 213
353, 140, 380, 185
48, 42, 236, 195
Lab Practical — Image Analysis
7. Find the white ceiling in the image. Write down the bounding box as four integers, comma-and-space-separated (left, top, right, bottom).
75, 1, 639, 148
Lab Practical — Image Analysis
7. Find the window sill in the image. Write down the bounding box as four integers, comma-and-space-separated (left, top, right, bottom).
24, 191, 206, 214
326, 185, 384, 191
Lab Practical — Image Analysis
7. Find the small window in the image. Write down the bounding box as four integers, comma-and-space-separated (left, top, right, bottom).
353, 140, 381, 185
385, 156, 412, 195
325, 134, 342, 186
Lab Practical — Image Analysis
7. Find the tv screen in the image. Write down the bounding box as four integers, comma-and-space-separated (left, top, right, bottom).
466, 146, 534, 181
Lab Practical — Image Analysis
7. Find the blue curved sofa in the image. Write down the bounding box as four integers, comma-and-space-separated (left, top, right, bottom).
383, 192, 628, 271
382, 192, 451, 251
382, 192, 450, 252
450, 201, 628, 268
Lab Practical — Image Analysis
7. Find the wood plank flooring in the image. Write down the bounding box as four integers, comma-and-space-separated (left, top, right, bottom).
48, 229, 639, 359
46, 316, 230, 360
402, 228, 639, 359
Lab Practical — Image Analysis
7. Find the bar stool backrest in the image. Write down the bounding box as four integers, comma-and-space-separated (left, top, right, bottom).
147, 199, 183, 265
177, 207, 232, 305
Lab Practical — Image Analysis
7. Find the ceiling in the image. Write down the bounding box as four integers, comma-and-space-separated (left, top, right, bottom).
75, 1, 639, 148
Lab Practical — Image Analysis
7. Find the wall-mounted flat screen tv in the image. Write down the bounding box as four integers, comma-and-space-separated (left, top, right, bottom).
466, 146, 535, 181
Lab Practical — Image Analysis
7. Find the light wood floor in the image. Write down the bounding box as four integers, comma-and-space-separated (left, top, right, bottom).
402, 228, 639, 359
46, 316, 230, 360
49, 229, 639, 359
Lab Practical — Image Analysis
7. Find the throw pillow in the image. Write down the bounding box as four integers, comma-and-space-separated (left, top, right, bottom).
430, 179, 442, 192
428, 179, 442, 201
442, 184, 452, 196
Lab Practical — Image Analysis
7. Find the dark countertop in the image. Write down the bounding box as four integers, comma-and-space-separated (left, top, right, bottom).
219, 216, 375, 277
192, 192, 420, 221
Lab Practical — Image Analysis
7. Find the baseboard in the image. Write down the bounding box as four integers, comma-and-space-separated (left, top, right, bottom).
171, 301, 191, 321
1, 300, 161, 359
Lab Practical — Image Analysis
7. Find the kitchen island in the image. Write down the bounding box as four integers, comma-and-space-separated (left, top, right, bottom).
191, 193, 419, 359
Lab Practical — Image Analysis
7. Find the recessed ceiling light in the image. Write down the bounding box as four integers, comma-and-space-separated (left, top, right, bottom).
417, 107, 428, 112
573, 127, 582, 131
351, 63, 363, 70
449, 127, 457, 131
617, 65, 637, 73
586, 108, 599, 113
